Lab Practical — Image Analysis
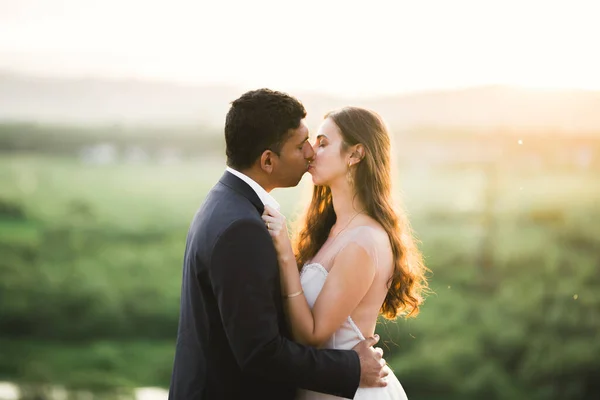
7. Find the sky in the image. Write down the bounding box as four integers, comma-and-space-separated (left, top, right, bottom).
0, 0, 599, 97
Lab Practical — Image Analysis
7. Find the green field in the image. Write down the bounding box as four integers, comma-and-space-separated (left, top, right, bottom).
1, 154, 599, 400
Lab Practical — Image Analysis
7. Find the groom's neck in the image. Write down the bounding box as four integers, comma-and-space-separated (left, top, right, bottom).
238, 167, 273, 193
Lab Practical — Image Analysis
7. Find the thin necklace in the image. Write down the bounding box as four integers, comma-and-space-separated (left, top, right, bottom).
330, 209, 364, 242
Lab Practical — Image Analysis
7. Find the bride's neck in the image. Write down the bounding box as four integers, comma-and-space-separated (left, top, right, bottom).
330, 181, 364, 224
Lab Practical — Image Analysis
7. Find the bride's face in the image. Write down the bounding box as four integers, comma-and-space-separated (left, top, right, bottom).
308, 118, 349, 186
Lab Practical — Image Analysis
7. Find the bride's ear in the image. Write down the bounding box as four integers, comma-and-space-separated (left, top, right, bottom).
348, 144, 365, 165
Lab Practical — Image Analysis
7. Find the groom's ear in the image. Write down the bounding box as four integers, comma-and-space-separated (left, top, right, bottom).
259, 149, 275, 174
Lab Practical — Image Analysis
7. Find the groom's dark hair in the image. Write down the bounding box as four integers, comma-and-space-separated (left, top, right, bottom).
224, 88, 307, 170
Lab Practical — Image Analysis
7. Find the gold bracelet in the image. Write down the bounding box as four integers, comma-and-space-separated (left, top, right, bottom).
284, 290, 303, 299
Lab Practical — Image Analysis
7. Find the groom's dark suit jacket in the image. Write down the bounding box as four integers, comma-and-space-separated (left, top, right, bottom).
168, 171, 361, 399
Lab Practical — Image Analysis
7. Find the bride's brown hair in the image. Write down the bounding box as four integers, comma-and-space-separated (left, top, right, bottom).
293, 107, 429, 319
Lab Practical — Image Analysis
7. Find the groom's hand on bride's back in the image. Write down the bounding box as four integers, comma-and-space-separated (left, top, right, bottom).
352, 334, 388, 388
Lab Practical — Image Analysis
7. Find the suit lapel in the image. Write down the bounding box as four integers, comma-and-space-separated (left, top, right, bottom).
218, 171, 265, 215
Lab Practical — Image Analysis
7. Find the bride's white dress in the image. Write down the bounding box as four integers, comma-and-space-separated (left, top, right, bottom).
296, 261, 409, 400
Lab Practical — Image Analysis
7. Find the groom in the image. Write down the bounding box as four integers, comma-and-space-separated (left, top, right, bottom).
168, 89, 387, 399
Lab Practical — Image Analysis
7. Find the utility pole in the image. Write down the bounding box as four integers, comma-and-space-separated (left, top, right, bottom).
478, 160, 498, 288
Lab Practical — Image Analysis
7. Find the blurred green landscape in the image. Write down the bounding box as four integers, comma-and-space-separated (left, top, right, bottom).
1, 120, 599, 400
1, 77, 600, 400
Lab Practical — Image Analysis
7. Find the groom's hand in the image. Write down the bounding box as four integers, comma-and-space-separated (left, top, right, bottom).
352, 334, 388, 388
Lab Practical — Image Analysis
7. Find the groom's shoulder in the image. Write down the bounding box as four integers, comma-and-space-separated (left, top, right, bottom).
207, 180, 258, 214
192, 181, 261, 232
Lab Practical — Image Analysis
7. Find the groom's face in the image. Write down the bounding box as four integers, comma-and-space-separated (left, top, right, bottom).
270, 120, 314, 188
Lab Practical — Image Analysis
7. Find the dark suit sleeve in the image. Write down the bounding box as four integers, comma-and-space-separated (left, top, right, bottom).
209, 218, 361, 398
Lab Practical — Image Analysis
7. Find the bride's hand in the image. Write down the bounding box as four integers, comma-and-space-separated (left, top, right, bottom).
262, 205, 294, 262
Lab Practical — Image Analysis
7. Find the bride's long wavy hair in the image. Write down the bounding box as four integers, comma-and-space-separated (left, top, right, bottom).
293, 107, 429, 319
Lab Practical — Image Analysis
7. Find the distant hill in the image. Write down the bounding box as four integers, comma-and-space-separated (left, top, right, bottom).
365, 86, 600, 135
1, 72, 599, 134
0, 73, 240, 128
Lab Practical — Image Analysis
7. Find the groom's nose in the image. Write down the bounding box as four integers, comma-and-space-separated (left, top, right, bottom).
303, 141, 315, 161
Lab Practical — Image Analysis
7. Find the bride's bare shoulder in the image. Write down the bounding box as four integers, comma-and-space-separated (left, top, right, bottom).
350, 217, 390, 247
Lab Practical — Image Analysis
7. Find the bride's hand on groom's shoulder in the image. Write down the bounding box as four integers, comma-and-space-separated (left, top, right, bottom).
262, 206, 293, 260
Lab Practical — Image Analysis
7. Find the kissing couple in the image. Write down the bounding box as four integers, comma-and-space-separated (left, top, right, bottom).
168, 89, 429, 399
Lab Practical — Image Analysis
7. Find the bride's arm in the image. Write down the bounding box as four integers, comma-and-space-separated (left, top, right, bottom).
280, 243, 376, 348
263, 206, 377, 347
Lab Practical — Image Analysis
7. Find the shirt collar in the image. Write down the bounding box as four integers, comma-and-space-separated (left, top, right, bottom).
225, 167, 280, 210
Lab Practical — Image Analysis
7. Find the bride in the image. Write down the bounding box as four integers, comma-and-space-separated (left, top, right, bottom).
262, 106, 429, 399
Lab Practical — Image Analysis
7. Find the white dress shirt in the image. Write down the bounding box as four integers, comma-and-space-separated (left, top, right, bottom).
225, 167, 280, 210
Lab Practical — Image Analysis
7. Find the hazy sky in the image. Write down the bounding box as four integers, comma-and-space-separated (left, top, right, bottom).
0, 0, 599, 97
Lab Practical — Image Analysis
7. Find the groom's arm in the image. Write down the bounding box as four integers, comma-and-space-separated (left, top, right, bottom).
209, 218, 360, 399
